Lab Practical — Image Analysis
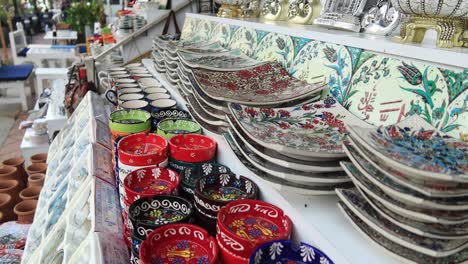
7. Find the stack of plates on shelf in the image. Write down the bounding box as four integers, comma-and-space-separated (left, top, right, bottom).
133, 15, 146, 31
337, 115, 468, 263
119, 15, 134, 34
224, 97, 375, 195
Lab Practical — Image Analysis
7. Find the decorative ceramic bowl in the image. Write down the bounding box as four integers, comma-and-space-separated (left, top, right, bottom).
116, 83, 140, 89
121, 100, 149, 111
138, 78, 162, 88
180, 163, 231, 197
249, 240, 334, 264
169, 134, 217, 163
139, 224, 219, 264
110, 110, 152, 134
168, 158, 217, 174
217, 199, 292, 258
118, 93, 145, 105
143, 87, 167, 94
131, 233, 143, 256
123, 166, 180, 204
117, 133, 168, 166
217, 237, 249, 264
150, 99, 177, 112
156, 119, 201, 139
128, 195, 194, 239
145, 93, 171, 102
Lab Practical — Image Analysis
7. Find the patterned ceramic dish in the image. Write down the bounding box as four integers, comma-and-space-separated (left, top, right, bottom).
191, 62, 325, 106
150, 99, 177, 112
169, 134, 217, 163
337, 199, 468, 264
165, 42, 226, 57
117, 133, 169, 167
249, 240, 334, 264
347, 115, 468, 183
128, 195, 194, 240
109, 110, 152, 134
341, 162, 468, 225
188, 74, 229, 113
191, 91, 226, 120
178, 49, 264, 71
151, 109, 191, 127
343, 143, 468, 210
224, 132, 353, 195
217, 199, 292, 258
227, 129, 349, 184
336, 187, 468, 257
156, 118, 201, 139
181, 163, 231, 197
229, 97, 373, 159
217, 237, 249, 263
186, 95, 229, 127
139, 223, 219, 264
123, 166, 180, 204
185, 104, 228, 135
168, 157, 216, 175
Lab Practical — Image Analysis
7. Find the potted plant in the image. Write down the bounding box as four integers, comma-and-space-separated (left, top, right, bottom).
64, 0, 104, 42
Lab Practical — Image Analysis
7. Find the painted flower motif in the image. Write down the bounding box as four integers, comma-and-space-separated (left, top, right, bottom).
276, 38, 286, 50
254, 63, 273, 74
269, 242, 284, 260
245, 107, 259, 117
254, 249, 263, 264
397, 62, 422, 85
408, 101, 422, 116
249, 229, 262, 238
279, 122, 291, 129
320, 256, 330, 264
302, 105, 311, 110
225, 82, 238, 91
261, 108, 275, 116
237, 70, 257, 79
231, 103, 242, 111
207, 175, 216, 184
323, 46, 337, 63
323, 97, 337, 105
177, 240, 189, 249
432, 106, 444, 120
232, 220, 244, 228
302, 123, 315, 129
196, 256, 209, 264
272, 80, 290, 90
278, 110, 291, 118
172, 257, 185, 264
300, 245, 315, 262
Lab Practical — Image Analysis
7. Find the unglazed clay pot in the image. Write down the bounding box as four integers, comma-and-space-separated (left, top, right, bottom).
26, 163, 47, 176
0, 193, 14, 223
0, 180, 21, 205
28, 173, 45, 187
30, 153, 48, 164
0, 166, 23, 188
19, 186, 42, 200
14, 200, 37, 224
2, 157, 27, 186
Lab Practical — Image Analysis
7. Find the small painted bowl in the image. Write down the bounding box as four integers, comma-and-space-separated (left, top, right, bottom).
118, 93, 145, 105
217, 236, 248, 264
128, 195, 194, 240
194, 174, 258, 218
168, 157, 216, 174
143, 87, 167, 94
217, 199, 292, 259
180, 162, 230, 197
123, 166, 180, 204
194, 203, 217, 235
118, 87, 143, 95
138, 78, 162, 88
121, 100, 149, 111
150, 99, 177, 112
109, 110, 151, 134
249, 240, 334, 264
169, 134, 217, 163
118, 133, 168, 166
139, 224, 219, 264
156, 118, 201, 139
145, 93, 171, 102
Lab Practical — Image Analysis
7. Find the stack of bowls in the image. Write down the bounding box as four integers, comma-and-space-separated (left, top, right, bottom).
109, 110, 152, 145
168, 134, 217, 174
156, 118, 201, 139
180, 162, 230, 199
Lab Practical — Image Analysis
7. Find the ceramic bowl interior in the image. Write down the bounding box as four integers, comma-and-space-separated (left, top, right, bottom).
157, 119, 201, 135
118, 88, 143, 95
144, 87, 167, 94
110, 71, 128, 76
116, 83, 140, 89
146, 93, 171, 101
115, 78, 136, 83
138, 78, 162, 87
121, 100, 149, 110
118, 133, 168, 159
110, 109, 151, 124
150, 99, 177, 109
169, 134, 217, 163
119, 93, 145, 102
181, 163, 231, 189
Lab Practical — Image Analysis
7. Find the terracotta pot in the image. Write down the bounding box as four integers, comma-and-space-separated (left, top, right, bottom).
26, 163, 47, 176
0, 166, 23, 189
14, 200, 37, 224
28, 173, 45, 187
30, 153, 48, 164
19, 186, 42, 200
0, 180, 21, 205
0, 193, 15, 223
2, 157, 27, 186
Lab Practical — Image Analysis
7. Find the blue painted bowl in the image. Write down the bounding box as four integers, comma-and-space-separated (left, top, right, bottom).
249, 240, 334, 264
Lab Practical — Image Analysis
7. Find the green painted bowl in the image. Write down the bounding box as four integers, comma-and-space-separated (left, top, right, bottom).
109, 109, 151, 133
156, 118, 202, 139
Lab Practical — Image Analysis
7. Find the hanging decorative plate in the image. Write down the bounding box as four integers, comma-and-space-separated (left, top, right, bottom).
249, 240, 334, 264
336, 186, 468, 257
348, 115, 468, 182
178, 49, 263, 71
253, 33, 294, 69
229, 97, 372, 158
192, 62, 325, 106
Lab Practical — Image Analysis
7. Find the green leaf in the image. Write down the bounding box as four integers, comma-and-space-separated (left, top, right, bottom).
441, 124, 460, 133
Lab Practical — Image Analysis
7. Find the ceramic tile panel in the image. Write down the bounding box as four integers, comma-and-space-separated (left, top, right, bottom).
180, 17, 467, 138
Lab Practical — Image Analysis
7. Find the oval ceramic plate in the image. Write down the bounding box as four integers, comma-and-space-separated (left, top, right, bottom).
138, 78, 162, 87
178, 49, 264, 71
115, 78, 136, 83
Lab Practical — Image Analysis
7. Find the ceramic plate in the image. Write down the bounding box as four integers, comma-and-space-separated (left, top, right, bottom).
191, 62, 325, 106
227, 129, 349, 184
185, 95, 229, 127
336, 188, 468, 257
224, 132, 353, 195
186, 105, 226, 135
226, 115, 342, 172
191, 92, 226, 120
229, 97, 373, 159
344, 143, 468, 210
337, 200, 468, 264
188, 74, 229, 113
115, 78, 136, 83
347, 136, 468, 198
178, 49, 263, 71
341, 161, 468, 225
110, 67, 126, 71
348, 115, 468, 182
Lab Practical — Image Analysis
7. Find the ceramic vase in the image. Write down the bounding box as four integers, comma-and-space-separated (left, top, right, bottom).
2, 157, 27, 187
0, 180, 22, 205
0, 193, 15, 223
25, 163, 47, 176
27, 173, 45, 187
19, 186, 42, 200
13, 200, 37, 224
30, 153, 48, 164
0, 166, 24, 189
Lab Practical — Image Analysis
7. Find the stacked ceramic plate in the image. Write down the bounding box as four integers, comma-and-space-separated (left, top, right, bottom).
337, 115, 468, 263
224, 97, 377, 195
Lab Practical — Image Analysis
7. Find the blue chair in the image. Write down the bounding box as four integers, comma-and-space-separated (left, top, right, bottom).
0, 64, 35, 111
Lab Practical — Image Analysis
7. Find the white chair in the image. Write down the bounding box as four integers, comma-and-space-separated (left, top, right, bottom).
0, 64, 35, 111
35, 67, 68, 96
8, 29, 31, 65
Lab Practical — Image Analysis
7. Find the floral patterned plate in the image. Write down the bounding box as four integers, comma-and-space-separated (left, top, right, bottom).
336, 186, 468, 257
188, 73, 229, 113
178, 49, 264, 71
226, 115, 343, 172
224, 132, 354, 195
341, 162, 468, 225
185, 95, 229, 127
348, 115, 468, 183
191, 62, 325, 106
186, 105, 227, 135
229, 97, 373, 159
337, 198, 468, 264
191, 91, 226, 120
344, 143, 468, 210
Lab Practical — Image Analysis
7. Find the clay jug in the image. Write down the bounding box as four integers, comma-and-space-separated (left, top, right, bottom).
0, 180, 22, 205
26, 163, 47, 176
14, 200, 37, 224
0, 166, 24, 189
28, 173, 45, 187
2, 157, 27, 187
19, 186, 42, 201
30, 153, 48, 164
0, 193, 15, 223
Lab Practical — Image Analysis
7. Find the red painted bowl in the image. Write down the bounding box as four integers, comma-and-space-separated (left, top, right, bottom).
216, 235, 248, 264
169, 134, 217, 163
124, 166, 180, 204
216, 199, 292, 259
118, 133, 168, 166
139, 224, 219, 264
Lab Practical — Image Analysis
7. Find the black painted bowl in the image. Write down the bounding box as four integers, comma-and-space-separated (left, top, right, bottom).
180, 162, 231, 198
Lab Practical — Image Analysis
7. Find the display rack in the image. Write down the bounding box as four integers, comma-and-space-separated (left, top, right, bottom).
22, 92, 128, 264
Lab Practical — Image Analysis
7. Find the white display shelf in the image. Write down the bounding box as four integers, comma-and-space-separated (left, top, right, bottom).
142, 59, 399, 264
186, 13, 468, 69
